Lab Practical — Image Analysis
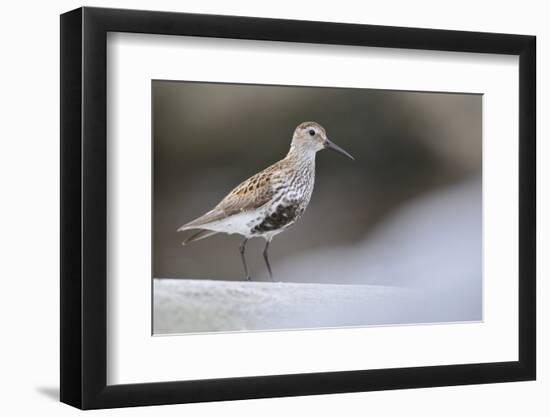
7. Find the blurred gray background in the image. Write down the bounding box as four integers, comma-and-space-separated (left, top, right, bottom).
153, 80, 481, 299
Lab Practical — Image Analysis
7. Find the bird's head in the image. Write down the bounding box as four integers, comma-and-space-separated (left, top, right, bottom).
291, 121, 354, 160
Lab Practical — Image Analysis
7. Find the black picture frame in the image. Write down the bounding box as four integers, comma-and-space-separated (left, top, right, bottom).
60, 6, 536, 410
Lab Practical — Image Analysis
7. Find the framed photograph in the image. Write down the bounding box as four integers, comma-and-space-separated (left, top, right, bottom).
60, 7, 536, 409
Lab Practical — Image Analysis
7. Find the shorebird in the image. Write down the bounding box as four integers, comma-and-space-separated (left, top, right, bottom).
177, 121, 354, 281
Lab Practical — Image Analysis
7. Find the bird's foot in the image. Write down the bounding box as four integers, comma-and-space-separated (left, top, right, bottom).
246, 275, 252, 281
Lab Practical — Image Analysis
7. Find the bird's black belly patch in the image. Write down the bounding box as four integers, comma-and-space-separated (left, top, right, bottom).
253, 203, 302, 233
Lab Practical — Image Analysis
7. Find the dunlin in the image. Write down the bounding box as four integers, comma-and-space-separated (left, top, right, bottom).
177, 122, 354, 281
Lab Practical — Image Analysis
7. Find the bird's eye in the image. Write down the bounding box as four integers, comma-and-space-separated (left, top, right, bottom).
308, 129, 315, 136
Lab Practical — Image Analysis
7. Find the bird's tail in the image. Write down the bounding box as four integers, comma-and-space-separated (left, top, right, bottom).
177, 208, 224, 232
181, 229, 219, 246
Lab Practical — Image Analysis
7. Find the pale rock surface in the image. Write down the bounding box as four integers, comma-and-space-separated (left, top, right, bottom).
154, 279, 428, 334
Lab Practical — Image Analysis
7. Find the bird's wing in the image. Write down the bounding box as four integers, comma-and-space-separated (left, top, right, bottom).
217, 169, 277, 215
177, 162, 283, 231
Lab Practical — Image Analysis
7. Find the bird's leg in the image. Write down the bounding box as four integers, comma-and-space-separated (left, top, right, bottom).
263, 239, 274, 281
239, 238, 251, 281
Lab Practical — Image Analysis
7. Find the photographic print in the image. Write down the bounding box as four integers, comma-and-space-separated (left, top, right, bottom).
152, 80, 482, 335
61, 8, 536, 408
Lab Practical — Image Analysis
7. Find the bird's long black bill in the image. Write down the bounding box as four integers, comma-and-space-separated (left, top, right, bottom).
325, 139, 355, 160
